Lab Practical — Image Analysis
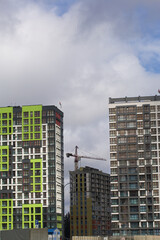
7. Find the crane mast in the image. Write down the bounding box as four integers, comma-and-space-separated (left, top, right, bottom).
66, 145, 106, 170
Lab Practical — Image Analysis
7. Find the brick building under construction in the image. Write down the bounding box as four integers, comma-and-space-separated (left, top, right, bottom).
70, 166, 111, 237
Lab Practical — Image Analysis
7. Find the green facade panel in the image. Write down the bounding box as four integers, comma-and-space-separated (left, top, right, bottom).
57, 223, 62, 229
22, 204, 43, 229
0, 107, 13, 135
57, 216, 62, 221
0, 199, 13, 230
22, 105, 42, 141
0, 146, 9, 171
30, 159, 42, 192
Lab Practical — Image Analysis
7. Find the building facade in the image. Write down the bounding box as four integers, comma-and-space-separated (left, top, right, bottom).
0, 105, 64, 235
70, 166, 111, 237
109, 95, 160, 236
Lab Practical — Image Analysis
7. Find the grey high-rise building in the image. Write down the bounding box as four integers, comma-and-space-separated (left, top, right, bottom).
109, 95, 160, 236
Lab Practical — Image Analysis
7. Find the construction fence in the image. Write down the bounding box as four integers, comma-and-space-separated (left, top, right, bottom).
0, 228, 48, 240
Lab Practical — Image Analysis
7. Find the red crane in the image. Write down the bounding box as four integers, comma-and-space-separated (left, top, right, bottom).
66, 146, 106, 170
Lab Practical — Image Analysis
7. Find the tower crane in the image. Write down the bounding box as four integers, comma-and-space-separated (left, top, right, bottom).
66, 146, 106, 170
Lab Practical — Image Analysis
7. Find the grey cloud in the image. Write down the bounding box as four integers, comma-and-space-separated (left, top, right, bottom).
69, 0, 160, 42
0, 0, 160, 213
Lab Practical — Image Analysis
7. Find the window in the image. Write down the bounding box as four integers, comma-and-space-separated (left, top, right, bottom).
111, 199, 118, 205
24, 148, 29, 154
130, 198, 138, 205
129, 183, 138, 189
130, 214, 139, 220
111, 176, 118, 182
129, 175, 138, 181
137, 122, 143, 128
35, 118, 40, 124
23, 178, 29, 184
110, 123, 116, 129
128, 168, 137, 174
120, 175, 127, 182
35, 111, 40, 117
117, 107, 125, 114
24, 126, 29, 132
118, 137, 126, 143
153, 182, 159, 188
110, 138, 116, 144
24, 119, 29, 125
111, 183, 118, 190
111, 168, 117, 174
23, 112, 29, 118
109, 108, 116, 114
128, 144, 137, 151
130, 191, 138, 197
35, 126, 40, 132
17, 171, 22, 177
17, 149, 22, 154
128, 136, 137, 143
128, 152, 137, 158
112, 207, 119, 213
17, 134, 22, 140
153, 190, 159, 196
118, 145, 127, 151
127, 106, 136, 113
110, 153, 117, 159
137, 114, 143, 120
112, 215, 119, 220
140, 206, 146, 212
23, 185, 29, 191
2, 113, 7, 119
17, 119, 22, 125
131, 222, 139, 229
35, 133, 40, 139
117, 122, 126, 129
141, 222, 147, 228
151, 121, 156, 127
127, 122, 136, 128
110, 145, 117, 151
110, 131, 116, 137
109, 116, 116, 122
138, 152, 144, 158
120, 183, 127, 190
117, 115, 126, 121
120, 191, 128, 197
140, 190, 146, 196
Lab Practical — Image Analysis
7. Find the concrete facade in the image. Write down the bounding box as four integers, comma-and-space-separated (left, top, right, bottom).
109, 95, 160, 236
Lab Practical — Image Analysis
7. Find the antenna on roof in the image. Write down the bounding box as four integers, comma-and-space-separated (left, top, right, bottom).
59, 102, 62, 109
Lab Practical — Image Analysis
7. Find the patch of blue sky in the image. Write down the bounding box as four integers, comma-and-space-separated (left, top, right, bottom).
133, 5, 160, 39
52, 0, 79, 15
138, 52, 160, 74
31, 0, 79, 15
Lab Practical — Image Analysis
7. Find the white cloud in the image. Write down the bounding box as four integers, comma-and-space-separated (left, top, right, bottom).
0, 0, 160, 213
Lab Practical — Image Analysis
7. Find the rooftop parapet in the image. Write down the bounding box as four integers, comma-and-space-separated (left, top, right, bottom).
109, 95, 160, 104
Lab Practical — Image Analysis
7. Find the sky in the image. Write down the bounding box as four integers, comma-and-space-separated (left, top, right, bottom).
0, 0, 160, 213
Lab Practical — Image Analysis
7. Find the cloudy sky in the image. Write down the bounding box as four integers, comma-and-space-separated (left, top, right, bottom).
1, 0, 160, 212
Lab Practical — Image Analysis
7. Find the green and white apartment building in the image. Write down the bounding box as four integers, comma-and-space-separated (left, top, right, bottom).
0, 105, 64, 235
